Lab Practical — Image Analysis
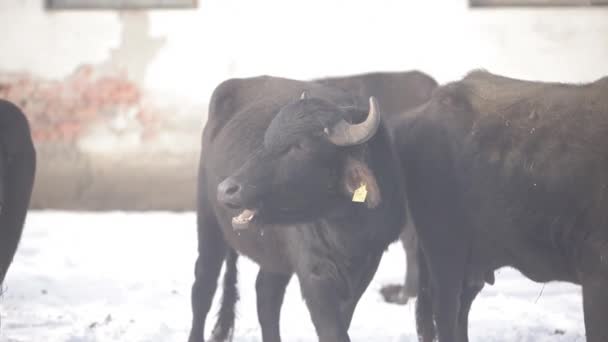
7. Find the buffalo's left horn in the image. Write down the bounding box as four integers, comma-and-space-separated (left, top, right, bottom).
326, 96, 381, 146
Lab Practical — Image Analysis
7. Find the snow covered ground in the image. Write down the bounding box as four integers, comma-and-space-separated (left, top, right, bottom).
0, 211, 585, 342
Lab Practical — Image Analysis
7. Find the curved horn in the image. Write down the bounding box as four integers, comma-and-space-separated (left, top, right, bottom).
326, 97, 381, 146
300, 91, 309, 100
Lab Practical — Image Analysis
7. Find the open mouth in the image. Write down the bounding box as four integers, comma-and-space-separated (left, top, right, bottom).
231, 209, 258, 230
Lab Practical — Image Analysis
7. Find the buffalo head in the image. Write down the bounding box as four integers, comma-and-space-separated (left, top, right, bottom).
217, 94, 383, 230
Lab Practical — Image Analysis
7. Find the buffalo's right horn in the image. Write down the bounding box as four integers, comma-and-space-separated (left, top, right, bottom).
326, 97, 381, 146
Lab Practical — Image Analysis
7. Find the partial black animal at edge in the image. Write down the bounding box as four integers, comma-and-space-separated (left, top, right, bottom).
391, 70, 608, 342
187, 76, 406, 342
0, 100, 37, 329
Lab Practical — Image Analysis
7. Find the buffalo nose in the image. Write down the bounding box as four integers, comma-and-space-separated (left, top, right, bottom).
217, 177, 243, 208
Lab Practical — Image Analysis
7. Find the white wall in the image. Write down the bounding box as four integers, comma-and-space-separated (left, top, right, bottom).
1, 0, 607, 209
3, 0, 608, 96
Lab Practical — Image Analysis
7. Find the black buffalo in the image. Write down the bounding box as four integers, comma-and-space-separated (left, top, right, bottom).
391, 70, 608, 341
187, 76, 406, 342
316, 71, 438, 304
315, 70, 438, 121
0, 100, 36, 326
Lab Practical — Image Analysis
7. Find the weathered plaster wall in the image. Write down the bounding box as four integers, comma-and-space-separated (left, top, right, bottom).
1, 0, 607, 210
0, 66, 199, 210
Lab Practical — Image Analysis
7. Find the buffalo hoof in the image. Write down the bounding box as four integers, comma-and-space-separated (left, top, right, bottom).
380, 284, 412, 305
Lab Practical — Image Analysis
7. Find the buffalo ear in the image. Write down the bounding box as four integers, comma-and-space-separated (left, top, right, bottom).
342, 157, 381, 208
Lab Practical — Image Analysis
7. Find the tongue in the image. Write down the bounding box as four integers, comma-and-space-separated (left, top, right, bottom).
232, 209, 257, 230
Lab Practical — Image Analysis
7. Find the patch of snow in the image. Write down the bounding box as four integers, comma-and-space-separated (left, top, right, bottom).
0, 212, 585, 341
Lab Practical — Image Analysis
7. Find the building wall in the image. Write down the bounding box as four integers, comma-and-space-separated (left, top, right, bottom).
1, 0, 607, 210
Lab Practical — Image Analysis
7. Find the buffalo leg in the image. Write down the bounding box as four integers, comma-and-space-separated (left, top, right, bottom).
0, 223, 22, 332
431, 265, 464, 342
0, 222, 25, 286
210, 249, 239, 342
579, 237, 608, 342
256, 270, 291, 342
298, 272, 350, 342
414, 210, 468, 341
416, 248, 436, 342
340, 253, 383, 329
188, 211, 227, 342
403, 226, 419, 298
424, 240, 467, 342
582, 275, 608, 341
457, 282, 483, 342
415, 235, 466, 342
432, 280, 461, 342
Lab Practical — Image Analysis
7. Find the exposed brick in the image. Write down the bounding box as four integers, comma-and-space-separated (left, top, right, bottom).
0, 64, 201, 210
0, 64, 153, 144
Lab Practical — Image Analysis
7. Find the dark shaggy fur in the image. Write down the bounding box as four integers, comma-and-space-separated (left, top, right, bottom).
392, 70, 608, 342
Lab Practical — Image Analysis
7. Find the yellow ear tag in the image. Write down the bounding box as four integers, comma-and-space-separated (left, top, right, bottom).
352, 183, 368, 203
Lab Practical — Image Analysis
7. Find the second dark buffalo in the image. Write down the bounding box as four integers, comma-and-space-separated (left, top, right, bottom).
187, 76, 406, 342
393, 70, 608, 342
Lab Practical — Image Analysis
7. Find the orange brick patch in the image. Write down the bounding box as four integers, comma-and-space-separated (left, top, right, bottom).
0, 65, 160, 143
